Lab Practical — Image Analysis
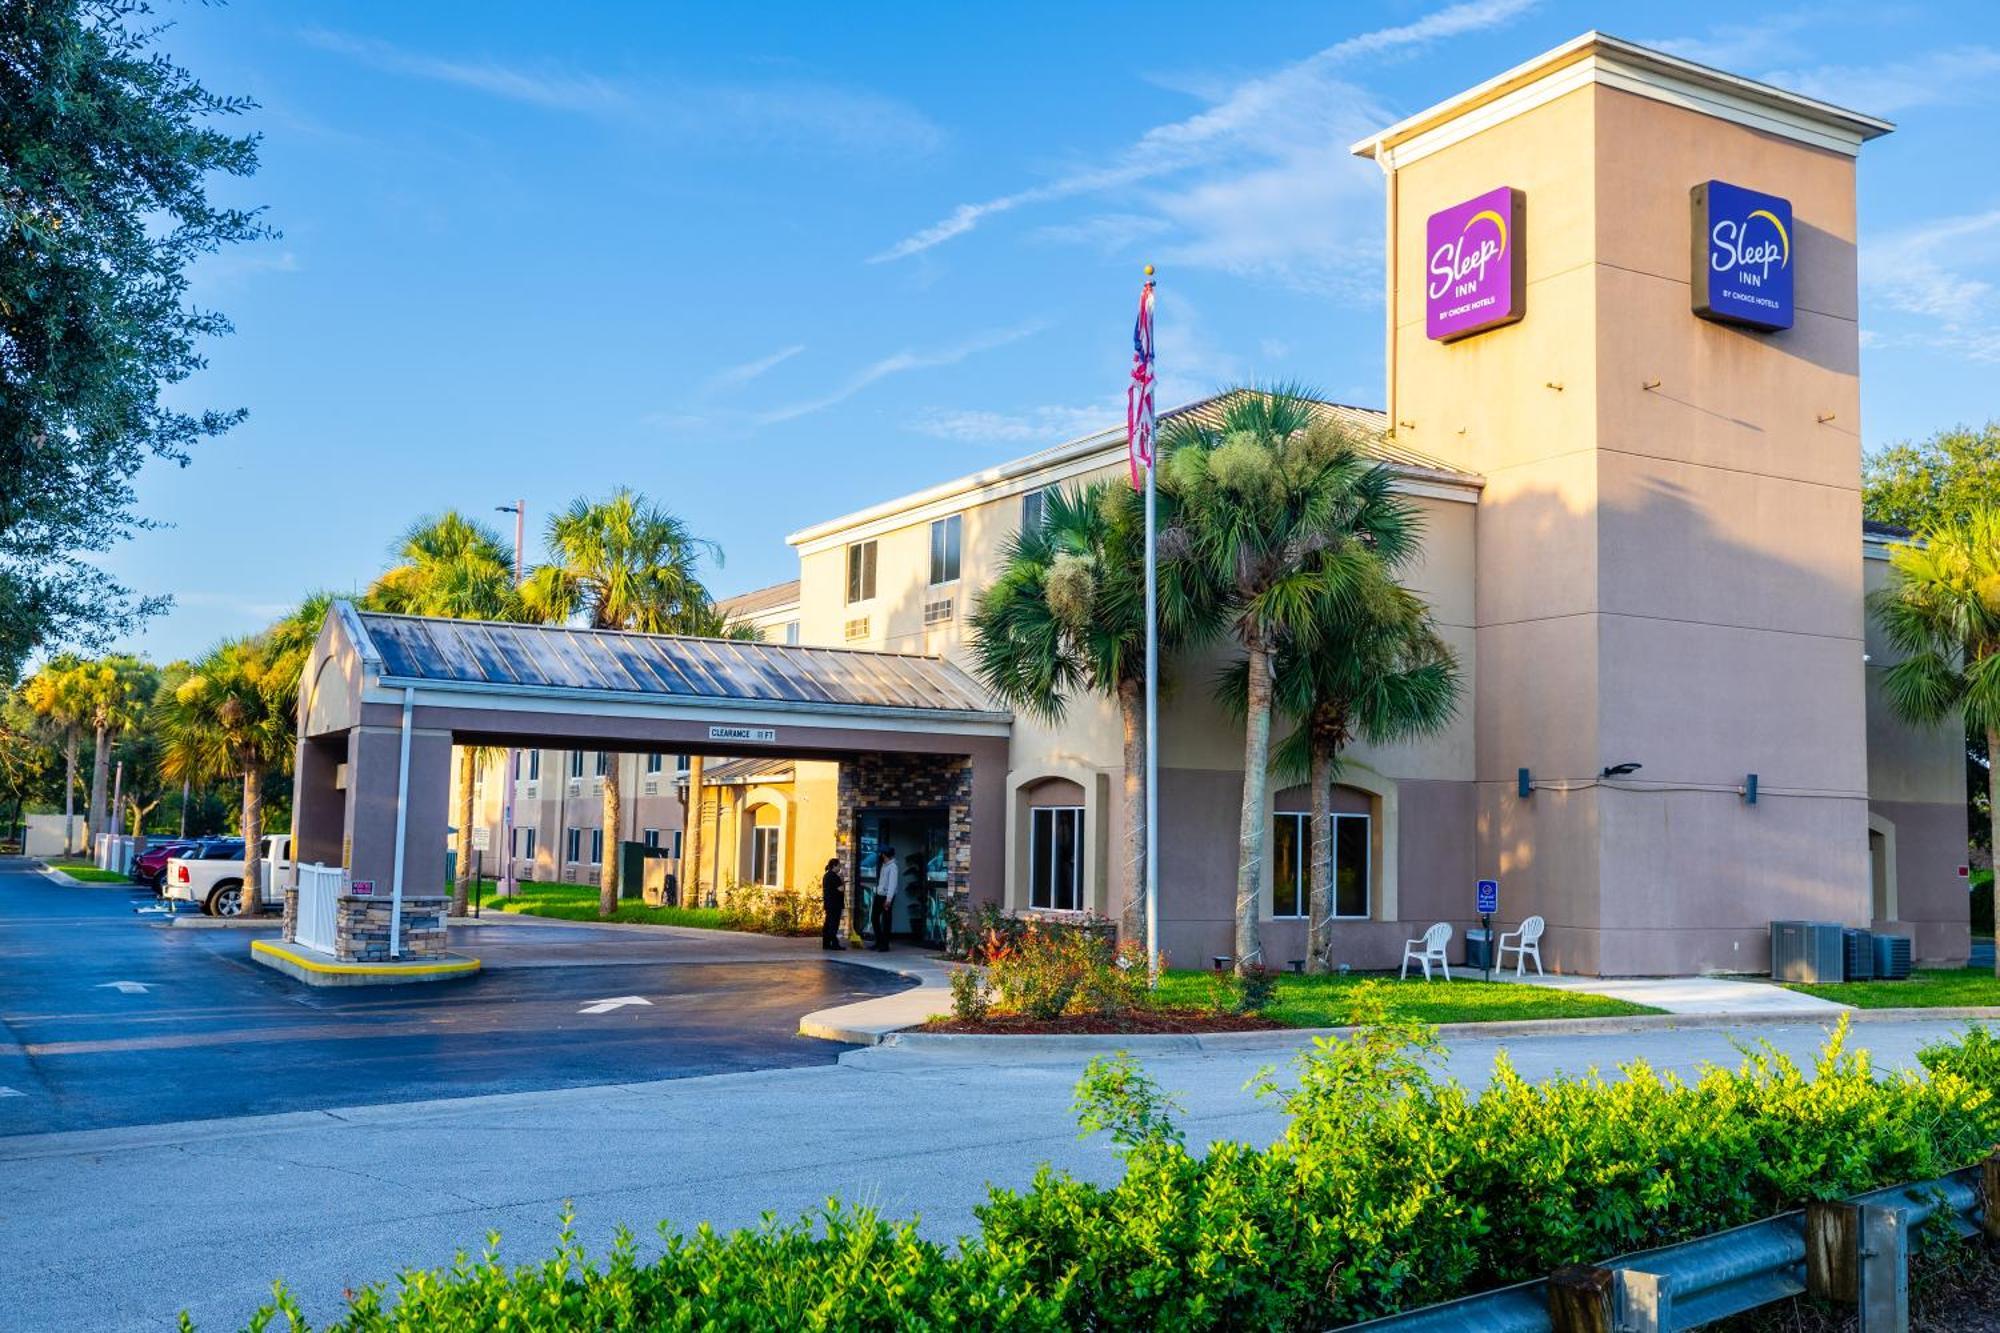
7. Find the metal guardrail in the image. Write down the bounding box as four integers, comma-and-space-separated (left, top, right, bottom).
1344, 1163, 1989, 1332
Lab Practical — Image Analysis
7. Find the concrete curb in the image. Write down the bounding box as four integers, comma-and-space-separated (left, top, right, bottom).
868, 1006, 2000, 1060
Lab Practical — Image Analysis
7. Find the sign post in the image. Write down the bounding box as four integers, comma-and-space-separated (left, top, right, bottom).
1476, 878, 1500, 981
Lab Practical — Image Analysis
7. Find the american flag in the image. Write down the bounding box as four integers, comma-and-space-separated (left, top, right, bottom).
1126, 276, 1156, 490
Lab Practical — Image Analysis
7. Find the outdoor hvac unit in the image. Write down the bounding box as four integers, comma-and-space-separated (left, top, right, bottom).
1872, 933, 1914, 981
1842, 929, 1876, 982
1770, 921, 1844, 983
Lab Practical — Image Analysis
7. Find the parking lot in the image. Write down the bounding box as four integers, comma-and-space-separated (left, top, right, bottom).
0, 858, 910, 1136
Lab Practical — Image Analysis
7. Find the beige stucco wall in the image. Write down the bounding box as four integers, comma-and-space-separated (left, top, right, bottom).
1387, 79, 1875, 974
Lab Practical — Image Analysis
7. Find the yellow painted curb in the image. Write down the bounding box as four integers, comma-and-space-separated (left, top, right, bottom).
250, 938, 481, 977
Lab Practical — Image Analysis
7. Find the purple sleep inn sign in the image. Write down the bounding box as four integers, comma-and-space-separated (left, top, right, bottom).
1426, 185, 1526, 342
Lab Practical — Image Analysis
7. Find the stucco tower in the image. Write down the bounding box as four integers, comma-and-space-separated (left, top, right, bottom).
1357, 34, 1894, 975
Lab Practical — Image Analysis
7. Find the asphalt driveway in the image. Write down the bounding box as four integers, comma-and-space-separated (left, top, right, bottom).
0, 858, 910, 1135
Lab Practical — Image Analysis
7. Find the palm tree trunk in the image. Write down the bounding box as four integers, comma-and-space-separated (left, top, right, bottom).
88, 724, 109, 853
62, 729, 78, 855
239, 762, 264, 919
1234, 632, 1272, 974
683, 755, 704, 907
599, 761, 620, 917
1989, 726, 1999, 979
452, 748, 476, 917
1307, 732, 1333, 975
1117, 675, 1147, 953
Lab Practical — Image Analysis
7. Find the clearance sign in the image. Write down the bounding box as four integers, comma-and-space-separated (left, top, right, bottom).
1425, 186, 1526, 342
1691, 180, 1794, 331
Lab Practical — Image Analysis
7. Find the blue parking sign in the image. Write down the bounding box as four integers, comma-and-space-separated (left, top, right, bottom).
1476, 879, 1499, 915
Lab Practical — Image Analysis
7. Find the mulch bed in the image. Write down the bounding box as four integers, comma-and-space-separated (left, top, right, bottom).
920, 1008, 1286, 1035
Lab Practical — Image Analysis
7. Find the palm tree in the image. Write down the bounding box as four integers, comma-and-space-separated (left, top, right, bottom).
80, 656, 153, 850
21, 656, 88, 854
1228, 565, 1460, 972
1161, 388, 1416, 973
1870, 509, 2000, 976
969, 481, 1213, 949
522, 489, 726, 917
366, 511, 522, 917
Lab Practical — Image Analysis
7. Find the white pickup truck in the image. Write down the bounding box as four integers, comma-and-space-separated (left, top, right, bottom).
164, 835, 292, 916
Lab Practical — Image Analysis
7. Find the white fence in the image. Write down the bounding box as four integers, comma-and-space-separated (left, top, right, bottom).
295, 863, 344, 955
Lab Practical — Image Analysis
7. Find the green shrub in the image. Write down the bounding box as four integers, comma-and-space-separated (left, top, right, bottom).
983, 924, 1144, 1021
1972, 870, 1993, 936
214, 1010, 2000, 1331
948, 967, 993, 1023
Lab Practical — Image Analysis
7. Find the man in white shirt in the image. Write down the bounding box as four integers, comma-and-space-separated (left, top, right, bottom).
871, 846, 899, 952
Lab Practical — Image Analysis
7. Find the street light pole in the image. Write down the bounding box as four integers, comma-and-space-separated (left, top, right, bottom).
496, 499, 526, 898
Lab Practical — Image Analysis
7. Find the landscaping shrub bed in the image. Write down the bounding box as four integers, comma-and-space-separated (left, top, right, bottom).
210, 999, 2000, 1332
922, 1010, 1284, 1035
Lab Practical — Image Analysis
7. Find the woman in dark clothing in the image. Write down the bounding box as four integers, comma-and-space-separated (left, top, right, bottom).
820, 857, 846, 950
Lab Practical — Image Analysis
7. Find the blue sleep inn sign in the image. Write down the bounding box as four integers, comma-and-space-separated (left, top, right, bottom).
1691, 179, 1794, 331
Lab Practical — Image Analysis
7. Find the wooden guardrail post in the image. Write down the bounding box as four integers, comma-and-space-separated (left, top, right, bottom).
1547, 1264, 1614, 1333
1806, 1200, 1860, 1303
1984, 1147, 2000, 1244
1808, 1198, 1909, 1332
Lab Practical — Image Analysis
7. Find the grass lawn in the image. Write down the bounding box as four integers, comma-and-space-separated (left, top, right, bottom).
1153, 969, 1660, 1027
473, 879, 736, 931
1783, 967, 2000, 1009
46, 858, 131, 884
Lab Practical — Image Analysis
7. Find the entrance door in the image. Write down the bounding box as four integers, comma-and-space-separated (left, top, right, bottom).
855, 808, 949, 946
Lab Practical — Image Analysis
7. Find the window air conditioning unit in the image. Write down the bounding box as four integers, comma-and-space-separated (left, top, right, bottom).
923, 598, 954, 625
642, 780, 659, 797
568, 779, 582, 796
1872, 933, 1913, 981
844, 616, 869, 641
525, 784, 537, 799
1841, 928, 1875, 981
1770, 921, 1844, 983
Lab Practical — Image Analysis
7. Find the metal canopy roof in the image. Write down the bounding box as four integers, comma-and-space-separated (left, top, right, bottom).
348, 607, 1008, 722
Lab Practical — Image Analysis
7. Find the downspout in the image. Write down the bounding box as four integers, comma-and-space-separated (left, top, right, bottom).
389, 686, 414, 959
1375, 136, 1399, 435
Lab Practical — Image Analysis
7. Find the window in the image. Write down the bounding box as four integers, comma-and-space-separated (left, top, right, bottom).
782, 620, 801, 646
1029, 807, 1084, 911
527, 750, 541, 780
750, 826, 782, 887
565, 827, 581, 863
928, 514, 962, 585
589, 828, 604, 864
512, 751, 521, 780
1021, 489, 1046, 534
593, 750, 608, 777
1272, 812, 1371, 920
645, 752, 663, 774
674, 754, 690, 775
568, 751, 584, 779
515, 827, 537, 859
672, 830, 684, 861
643, 828, 660, 850
846, 540, 877, 603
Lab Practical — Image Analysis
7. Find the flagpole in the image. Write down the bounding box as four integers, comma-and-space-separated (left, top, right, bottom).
1142, 266, 1161, 987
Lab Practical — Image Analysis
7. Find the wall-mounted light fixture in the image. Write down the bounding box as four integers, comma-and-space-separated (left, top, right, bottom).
1517, 767, 1533, 798
1743, 774, 1759, 805
1600, 761, 1643, 779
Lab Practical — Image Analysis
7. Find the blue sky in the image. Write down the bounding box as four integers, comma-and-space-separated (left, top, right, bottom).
110, 0, 2000, 662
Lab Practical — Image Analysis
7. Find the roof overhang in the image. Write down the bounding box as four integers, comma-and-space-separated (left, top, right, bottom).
1352, 31, 1894, 170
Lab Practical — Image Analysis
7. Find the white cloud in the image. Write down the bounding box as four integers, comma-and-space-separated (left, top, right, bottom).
301, 28, 944, 156
755, 323, 1046, 426
1647, 15, 1815, 72
869, 0, 1536, 269
911, 401, 1123, 445
1763, 47, 2000, 116
710, 344, 806, 390
1863, 208, 2000, 362
1031, 213, 1170, 252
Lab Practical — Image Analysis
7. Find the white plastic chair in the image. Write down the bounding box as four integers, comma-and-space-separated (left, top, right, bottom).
1400, 922, 1453, 981
1498, 915, 1546, 977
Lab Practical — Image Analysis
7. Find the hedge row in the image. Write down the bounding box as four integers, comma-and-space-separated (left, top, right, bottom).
210, 1001, 2000, 1331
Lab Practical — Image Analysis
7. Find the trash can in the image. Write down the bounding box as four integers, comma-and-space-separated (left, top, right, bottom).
1464, 928, 1494, 970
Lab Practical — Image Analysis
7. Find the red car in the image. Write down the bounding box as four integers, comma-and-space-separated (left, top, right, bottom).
132, 840, 201, 892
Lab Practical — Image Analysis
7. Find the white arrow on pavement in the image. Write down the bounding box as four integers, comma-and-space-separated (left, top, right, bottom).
578, 996, 650, 1015
96, 981, 152, 994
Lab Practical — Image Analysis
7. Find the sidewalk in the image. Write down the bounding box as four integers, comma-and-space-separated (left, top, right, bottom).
1492, 971, 1850, 1016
